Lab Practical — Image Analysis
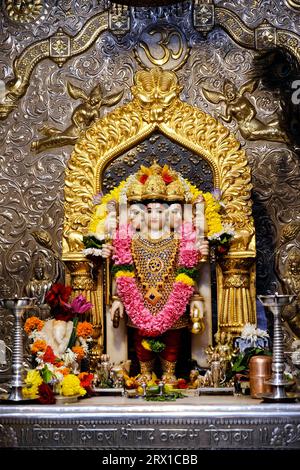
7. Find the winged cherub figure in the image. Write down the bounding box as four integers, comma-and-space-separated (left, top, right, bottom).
31, 82, 123, 153
202, 79, 287, 143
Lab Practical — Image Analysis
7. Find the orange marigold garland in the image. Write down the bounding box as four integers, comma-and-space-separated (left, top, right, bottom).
31, 339, 47, 354
24, 316, 44, 335
72, 346, 85, 361
77, 321, 94, 338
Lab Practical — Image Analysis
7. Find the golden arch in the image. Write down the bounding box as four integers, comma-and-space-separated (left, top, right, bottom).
63, 67, 256, 338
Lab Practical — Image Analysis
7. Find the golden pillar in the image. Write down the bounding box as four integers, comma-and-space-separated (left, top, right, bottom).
218, 257, 256, 335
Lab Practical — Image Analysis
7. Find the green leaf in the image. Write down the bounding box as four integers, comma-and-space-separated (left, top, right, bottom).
67, 316, 79, 350
41, 365, 53, 384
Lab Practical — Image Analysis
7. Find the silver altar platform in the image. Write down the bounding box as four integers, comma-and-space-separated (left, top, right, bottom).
1, 395, 300, 450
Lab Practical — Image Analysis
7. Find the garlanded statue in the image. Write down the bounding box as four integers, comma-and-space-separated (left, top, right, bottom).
202, 79, 287, 143
31, 82, 123, 153
84, 162, 234, 382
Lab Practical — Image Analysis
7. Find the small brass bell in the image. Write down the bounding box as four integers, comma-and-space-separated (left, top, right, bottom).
192, 321, 201, 334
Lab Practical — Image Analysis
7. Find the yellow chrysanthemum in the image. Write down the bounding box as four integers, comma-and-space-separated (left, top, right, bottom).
88, 181, 128, 236
175, 273, 195, 286
115, 270, 135, 278
185, 179, 224, 237
22, 370, 43, 398
60, 374, 86, 397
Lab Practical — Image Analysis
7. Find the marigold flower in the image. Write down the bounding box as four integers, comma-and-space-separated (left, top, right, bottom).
60, 367, 70, 376
31, 339, 47, 354
175, 273, 195, 286
22, 370, 43, 398
60, 374, 86, 397
72, 346, 85, 361
24, 316, 44, 335
77, 321, 94, 338
115, 270, 135, 278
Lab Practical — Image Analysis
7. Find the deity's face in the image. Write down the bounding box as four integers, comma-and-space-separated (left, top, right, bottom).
128, 203, 147, 231
168, 203, 182, 230
34, 267, 44, 281
146, 202, 168, 231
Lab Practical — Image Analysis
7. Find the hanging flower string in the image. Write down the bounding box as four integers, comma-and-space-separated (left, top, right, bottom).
83, 175, 235, 253
116, 276, 194, 337
113, 224, 197, 336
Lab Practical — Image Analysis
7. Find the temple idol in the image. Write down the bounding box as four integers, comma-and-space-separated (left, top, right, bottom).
0, 0, 300, 454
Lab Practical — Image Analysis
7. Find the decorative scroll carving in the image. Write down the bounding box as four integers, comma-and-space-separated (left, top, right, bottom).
193, 0, 214, 35
31, 82, 123, 153
2, 4, 300, 123
0, 12, 109, 120
202, 78, 287, 143
277, 30, 300, 64
63, 66, 255, 333
270, 424, 300, 447
5, 0, 44, 24
215, 7, 254, 48
0, 424, 18, 447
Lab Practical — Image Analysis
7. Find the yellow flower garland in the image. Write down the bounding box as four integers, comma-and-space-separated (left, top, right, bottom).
115, 270, 135, 278
59, 374, 86, 397
87, 181, 127, 237
185, 181, 223, 237
175, 273, 195, 286
88, 177, 226, 240
22, 370, 43, 398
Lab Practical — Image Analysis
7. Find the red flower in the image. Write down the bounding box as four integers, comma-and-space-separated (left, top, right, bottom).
79, 372, 94, 388
37, 383, 56, 405
42, 346, 56, 364
45, 283, 75, 320
45, 283, 72, 309
177, 378, 188, 389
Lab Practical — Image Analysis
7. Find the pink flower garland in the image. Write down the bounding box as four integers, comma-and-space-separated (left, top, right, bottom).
112, 224, 133, 265
113, 223, 199, 336
116, 276, 194, 337
178, 222, 198, 267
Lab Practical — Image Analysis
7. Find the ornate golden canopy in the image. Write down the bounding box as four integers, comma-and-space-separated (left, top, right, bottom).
63, 66, 256, 335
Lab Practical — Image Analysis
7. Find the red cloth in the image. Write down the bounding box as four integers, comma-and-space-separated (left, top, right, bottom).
134, 329, 182, 362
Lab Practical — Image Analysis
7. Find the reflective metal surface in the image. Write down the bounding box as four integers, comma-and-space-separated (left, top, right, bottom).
258, 294, 297, 401
0, 297, 36, 401
1, 396, 300, 449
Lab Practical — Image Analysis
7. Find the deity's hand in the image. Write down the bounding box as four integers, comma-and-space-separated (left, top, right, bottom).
102, 243, 114, 258
105, 213, 117, 236
110, 299, 124, 321
197, 239, 209, 257
190, 300, 204, 319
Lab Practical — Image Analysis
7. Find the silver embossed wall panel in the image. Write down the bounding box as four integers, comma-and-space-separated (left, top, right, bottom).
0, 1, 300, 375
